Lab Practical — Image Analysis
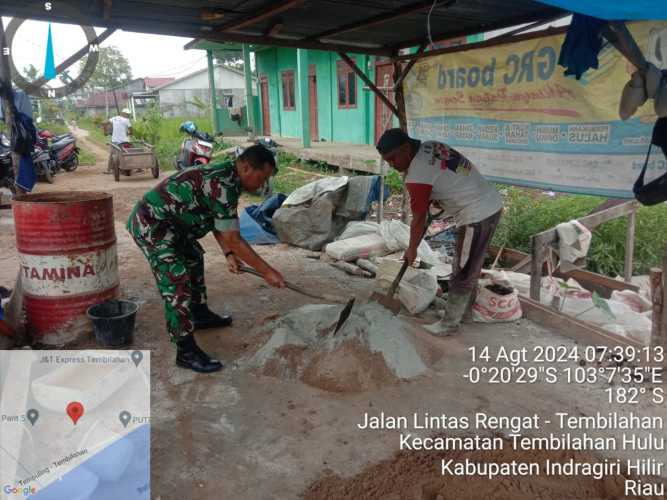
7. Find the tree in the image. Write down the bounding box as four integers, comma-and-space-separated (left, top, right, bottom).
79, 46, 132, 91
214, 50, 244, 69
23, 64, 39, 82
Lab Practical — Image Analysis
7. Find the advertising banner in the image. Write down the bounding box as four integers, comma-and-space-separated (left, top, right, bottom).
405, 22, 667, 197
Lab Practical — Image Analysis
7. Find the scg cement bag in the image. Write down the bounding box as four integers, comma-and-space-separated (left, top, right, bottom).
472, 281, 522, 323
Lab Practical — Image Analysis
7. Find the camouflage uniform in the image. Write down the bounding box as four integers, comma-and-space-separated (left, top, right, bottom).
127, 160, 241, 341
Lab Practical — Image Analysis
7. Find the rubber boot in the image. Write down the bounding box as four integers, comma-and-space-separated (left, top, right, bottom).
192, 303, 233, 330
424, 290, 471, 337
175, 333, 223, 373
461, 288, 477, 324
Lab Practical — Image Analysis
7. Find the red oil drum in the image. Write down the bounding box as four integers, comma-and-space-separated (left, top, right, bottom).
12, 192, 119, 345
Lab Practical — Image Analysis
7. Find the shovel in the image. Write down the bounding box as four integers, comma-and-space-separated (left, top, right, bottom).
238, 265, 355, 335
370, 208, 443, 314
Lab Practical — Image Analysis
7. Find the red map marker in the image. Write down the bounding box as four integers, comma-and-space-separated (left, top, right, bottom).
66, 402, 84, 425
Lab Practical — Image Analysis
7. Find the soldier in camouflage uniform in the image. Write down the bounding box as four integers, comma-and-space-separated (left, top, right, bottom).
128, 145, 286, 373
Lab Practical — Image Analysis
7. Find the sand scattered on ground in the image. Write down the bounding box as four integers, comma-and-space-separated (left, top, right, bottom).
247, 302, 445, 392
303, 439, 666, 500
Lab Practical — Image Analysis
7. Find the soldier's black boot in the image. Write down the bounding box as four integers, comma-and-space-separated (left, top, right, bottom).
175, 334, 223, 373
192, 303, 233, 330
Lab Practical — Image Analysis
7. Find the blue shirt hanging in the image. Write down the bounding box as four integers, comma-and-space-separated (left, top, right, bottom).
557, 14, 606, 80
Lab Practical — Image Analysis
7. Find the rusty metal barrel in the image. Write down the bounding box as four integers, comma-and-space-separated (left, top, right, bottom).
12, 192, 119, 345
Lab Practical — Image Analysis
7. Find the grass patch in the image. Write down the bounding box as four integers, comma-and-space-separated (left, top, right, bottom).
78, 148, 96, 166
76, 117, 108, 148
38, 120, 69, 135
492, 186, 667, 276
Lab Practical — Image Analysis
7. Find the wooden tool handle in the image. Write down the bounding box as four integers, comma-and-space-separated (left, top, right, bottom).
238, 265, 342, 302
386, 208, 443, 299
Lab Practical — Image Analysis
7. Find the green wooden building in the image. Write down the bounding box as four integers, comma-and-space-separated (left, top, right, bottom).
186, 36, 482, 147
255, 48, 387, 146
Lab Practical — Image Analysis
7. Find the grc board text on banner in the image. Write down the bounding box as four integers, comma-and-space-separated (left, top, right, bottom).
404, 21, 667, 198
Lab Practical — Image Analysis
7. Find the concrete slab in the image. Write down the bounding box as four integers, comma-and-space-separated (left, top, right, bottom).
225, 136, 382, 174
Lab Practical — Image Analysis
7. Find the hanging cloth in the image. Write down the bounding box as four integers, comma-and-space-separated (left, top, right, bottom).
557, 14, 606, 80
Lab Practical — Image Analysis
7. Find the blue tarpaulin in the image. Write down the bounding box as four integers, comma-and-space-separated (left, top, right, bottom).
240, 193, 287, 245
535, 1, 667, 21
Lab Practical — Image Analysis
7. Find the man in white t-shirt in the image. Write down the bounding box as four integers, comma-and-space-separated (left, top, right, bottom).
377, 128, 503, 335
106, 108, 132, 173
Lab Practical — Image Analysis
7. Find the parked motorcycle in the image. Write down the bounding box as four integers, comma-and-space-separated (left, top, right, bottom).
175, 121, 215, 171
32, 137, 56, 183
0, 133, 14, 193
38, 129, 79, 172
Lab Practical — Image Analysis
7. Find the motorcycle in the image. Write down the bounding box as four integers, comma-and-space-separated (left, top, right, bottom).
32, 137, 57, 183
0, 133, 14, 194
175, 121, 215, 171
38, 129, 79, 172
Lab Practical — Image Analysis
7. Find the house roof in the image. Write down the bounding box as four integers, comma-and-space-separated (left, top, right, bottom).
75, 90, 129, 109
155, 65, 253, 90
144, 77, 176, 89
0, 0, 566, 57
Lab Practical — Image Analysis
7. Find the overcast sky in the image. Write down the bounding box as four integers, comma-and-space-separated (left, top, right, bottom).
4, 18, 208, 83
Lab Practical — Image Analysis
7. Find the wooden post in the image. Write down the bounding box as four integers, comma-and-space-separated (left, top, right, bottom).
624, 207, 636, 283
206, 49, 219, 134
393, 59, 410, 223
530, 234, 550, 301
377, 158, 385, 223
297, 48, 310, 148
657, 245, 667, 357
650, 267, 663, 349
242, 44, 256, 138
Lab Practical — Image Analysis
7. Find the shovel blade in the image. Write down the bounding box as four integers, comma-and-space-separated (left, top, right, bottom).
332, 298, 355, 335
370, 291, 402, 315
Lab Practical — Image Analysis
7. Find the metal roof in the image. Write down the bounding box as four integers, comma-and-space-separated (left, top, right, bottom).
0, 0, 565, 56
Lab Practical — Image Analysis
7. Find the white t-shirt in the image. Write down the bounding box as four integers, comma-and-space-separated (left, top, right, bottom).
110, 116, 131, 144
405, 141, 502, 226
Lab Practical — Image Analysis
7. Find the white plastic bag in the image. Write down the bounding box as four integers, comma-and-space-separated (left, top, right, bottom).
472, 280, 522, 323
283, 176, 349, 206
610, 289, 652, 313
325, 234, 390, 261
556, 220, 592, 272
336, 221, 380, 241
375, 259, 438, 314
379, 220, 439, 266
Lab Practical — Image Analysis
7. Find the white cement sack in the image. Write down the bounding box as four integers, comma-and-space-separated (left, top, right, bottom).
283, 176, 349, 206
610, 289, 652, 313
485, 270, 531, 296
337, 221, 380, 241
325, 233, 390, 261
379, 220, 439, 266
376, 259, 438, 314
274, 194, 345, 250
337, 175, 376, 219
561, 296, 651, 345
472, 281, 522, 323
556, 220, 592, 272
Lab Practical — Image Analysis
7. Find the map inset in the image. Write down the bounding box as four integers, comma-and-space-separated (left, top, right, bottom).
0, 350, 150, 499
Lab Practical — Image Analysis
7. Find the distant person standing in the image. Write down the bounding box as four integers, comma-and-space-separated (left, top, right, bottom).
106, 108, 132, 173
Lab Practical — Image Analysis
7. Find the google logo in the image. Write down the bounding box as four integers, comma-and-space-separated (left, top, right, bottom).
2, 485, 37, 497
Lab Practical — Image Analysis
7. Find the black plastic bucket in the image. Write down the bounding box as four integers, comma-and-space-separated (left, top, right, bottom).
87, 299, 138, 347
